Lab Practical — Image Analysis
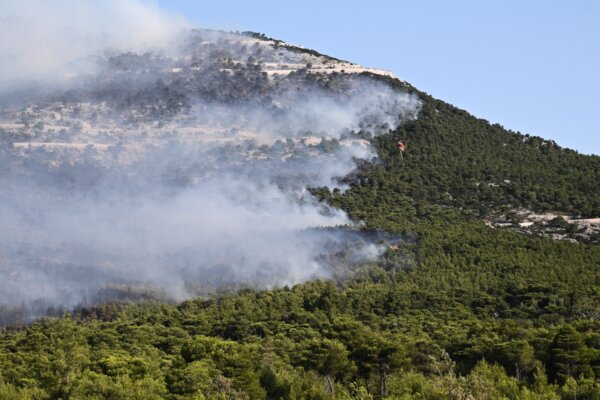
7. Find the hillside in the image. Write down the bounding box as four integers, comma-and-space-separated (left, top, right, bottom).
316, 75, 600, 238
0, 30, 599, 399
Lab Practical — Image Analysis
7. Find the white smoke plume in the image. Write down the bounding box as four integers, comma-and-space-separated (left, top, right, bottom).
0, 0, 189, 92
0, 0, 420, 317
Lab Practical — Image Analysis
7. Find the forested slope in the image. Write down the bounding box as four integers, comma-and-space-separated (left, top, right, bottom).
320, 75, 600, 224
1, 70, 599, 399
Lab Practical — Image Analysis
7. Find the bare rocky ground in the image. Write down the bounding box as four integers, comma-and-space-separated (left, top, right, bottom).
487, 210, 600, 243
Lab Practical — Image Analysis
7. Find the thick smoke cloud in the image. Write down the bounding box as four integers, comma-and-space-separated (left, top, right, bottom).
0, 1, 420, 317
0, 0, 189, 93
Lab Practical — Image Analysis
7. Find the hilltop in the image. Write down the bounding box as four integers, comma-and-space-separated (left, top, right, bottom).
0, 30, 599, 399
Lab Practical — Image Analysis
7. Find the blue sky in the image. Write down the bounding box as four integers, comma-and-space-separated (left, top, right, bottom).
158, 0, 599, 155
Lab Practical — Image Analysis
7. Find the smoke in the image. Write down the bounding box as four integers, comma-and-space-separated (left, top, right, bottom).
0, 0, 189, 93
0, 1, 420, 316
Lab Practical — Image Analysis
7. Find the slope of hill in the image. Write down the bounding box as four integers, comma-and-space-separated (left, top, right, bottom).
0, 29, 422, 311
314, 75, 600, 242
0, 30, 599, 399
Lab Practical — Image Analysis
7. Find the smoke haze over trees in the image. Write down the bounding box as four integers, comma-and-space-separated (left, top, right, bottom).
0, 2, 420, 311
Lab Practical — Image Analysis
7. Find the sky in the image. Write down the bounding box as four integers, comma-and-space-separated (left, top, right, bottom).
157, 0, 599, 155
